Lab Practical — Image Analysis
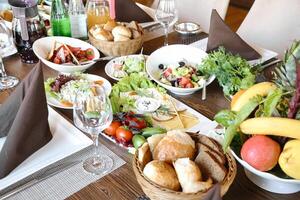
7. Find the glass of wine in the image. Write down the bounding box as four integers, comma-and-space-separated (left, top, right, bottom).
155, 0, 178, 46
0, 19, 19, 90
73, 85, 113, 175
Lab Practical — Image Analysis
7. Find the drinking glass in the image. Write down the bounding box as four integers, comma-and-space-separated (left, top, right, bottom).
155, 0, 178, 46
86, 0, 110, 30
0, 19, 19, 90
73, 85, 113, 175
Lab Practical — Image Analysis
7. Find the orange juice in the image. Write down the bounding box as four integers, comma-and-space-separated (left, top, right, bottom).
86, 0, 110, 30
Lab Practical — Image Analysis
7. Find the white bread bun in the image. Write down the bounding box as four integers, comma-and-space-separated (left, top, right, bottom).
130, 28, 142, 39
143, 160, 180, 191
113, 35, 131, 42
147, 133, 166, 154
104, 19, 118, 32
138, 142, 152, 168
173, 158, 213, 193
112, 25, 132, 40
90, 26, 113, 41
153, 130, 196, 163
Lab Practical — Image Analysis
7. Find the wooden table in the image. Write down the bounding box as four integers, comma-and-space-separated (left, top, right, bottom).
1, 32, 299, 200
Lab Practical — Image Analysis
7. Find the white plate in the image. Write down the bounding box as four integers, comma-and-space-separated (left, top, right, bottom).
0, 106, 92, 191
33, 36, 100, 73
105, 54, 148, 81
190, 38, 278, 65
46, 74, 112, 109
146, 44, 215, 95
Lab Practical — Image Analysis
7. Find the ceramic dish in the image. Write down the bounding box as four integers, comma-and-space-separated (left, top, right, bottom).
146, 44, 215, 95
33, 36, 100, 73
46, 74, 112, 109
105, 54, 148, 81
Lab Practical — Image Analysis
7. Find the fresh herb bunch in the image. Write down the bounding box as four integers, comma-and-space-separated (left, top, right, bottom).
199, 47, 256, 97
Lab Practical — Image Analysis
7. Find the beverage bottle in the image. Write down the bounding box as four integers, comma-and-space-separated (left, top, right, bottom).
69, 0, 88, 39
86, 0, 110, 30
51, 0, 71, 37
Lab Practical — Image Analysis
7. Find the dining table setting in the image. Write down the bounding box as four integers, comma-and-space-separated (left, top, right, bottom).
0, 0, 300, 200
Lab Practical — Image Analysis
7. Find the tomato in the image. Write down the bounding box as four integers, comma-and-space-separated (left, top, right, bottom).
163, 68, 172, 77
116, 126, 133, 143
104, 121, 122, 136
186, 82, 194, 88
180, 77, 190, 85
85, 48, 95, 60
53, 57, 61, 64
124, 114, 147, 129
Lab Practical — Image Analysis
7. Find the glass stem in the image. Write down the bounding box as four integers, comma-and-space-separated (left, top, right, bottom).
0, 56, 7, 78
91, 132, 100, 163
164, 25, 169, 46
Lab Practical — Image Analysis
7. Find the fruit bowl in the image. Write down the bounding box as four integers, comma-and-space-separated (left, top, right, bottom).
231, 149, 300, 194
146, 45, 215, 95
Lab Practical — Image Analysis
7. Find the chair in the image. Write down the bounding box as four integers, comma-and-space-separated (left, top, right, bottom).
150, 0, 230, 33
237, 0, 300, 58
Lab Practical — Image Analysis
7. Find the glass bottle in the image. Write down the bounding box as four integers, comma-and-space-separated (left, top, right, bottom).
86, 0, 110, 30
51, 0, 71, 37
69, 0, 88, 39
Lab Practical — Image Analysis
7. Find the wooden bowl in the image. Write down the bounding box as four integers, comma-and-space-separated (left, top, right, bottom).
132, 132, 237, 200
89, 32, 144, 57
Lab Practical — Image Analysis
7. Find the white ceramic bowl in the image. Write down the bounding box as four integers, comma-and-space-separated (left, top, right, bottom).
146, 44, 215, 95
231, 149, 300, 194
33, 36, 100, 73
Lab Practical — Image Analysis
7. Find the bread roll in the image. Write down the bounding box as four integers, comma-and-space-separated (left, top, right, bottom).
114, 35, 130, 42
90, 27, 113, 41
138, 142, 152, 168
104, 19, 117, 32
143, 160, 180, 191
147, 133, 166, 154
153, 130, 195, 163
130, 28, 142, 39
173, 158, 213, 193
112, 26, 132, 40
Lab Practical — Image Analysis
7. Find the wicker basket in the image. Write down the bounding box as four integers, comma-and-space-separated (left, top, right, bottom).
88, 32, 144, 56
132, 132, 237, 200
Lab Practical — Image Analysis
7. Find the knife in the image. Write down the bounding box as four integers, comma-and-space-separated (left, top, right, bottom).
0, 160, 81, 199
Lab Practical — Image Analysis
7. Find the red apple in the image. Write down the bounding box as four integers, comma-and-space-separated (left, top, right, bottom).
241, 135, 281, 171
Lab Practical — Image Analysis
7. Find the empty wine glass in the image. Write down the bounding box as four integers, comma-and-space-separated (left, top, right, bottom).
73, 85, 113, 175
0, 19, 19, 90
155, 0, 178, 46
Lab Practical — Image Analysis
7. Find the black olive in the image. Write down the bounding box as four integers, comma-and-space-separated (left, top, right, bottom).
170, 80, 176, 86
158, 64, 164, 69
179, 61, 185, 67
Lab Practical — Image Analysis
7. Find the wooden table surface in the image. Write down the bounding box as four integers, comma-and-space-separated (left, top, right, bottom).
1, 32, 300, 200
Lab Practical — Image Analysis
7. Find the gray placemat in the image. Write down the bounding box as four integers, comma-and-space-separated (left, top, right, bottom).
2, 144, 126, 200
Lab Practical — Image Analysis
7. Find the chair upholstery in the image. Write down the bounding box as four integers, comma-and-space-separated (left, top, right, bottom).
237, 0, 300, 58
151, 0, 230, 33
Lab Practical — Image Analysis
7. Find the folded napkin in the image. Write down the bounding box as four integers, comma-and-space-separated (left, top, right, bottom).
207, 9, 261, 60
203, 183, 222, 200
115, 0, 154, 23
0, 63, 52, 179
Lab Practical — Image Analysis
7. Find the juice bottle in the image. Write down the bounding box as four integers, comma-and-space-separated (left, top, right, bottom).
51, 0, 71, 37
86, 0, 110, 30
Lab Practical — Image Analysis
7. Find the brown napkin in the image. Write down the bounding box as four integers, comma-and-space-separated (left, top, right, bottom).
203, 183, 222, 200
115, 0, 154, 23
207, 9, 261, 60
0, 63, 52, 179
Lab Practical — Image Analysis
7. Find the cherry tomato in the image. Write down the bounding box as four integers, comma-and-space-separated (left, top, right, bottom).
116, 126, 133, 143
186, 82, 194, 88
104, 121, 122, 136
180, 77, 190, 85
85, 48, 95, 60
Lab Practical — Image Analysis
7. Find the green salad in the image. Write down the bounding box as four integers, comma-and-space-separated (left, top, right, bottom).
112, 55, 146, 79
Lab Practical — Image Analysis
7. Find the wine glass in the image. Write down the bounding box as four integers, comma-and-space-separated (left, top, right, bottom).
0, 19, 19, 90
155, 0, 178, 46
73, 85, 113, 175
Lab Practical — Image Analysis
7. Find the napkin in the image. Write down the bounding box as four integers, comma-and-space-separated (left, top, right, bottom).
115, 0, 154, 23
0, 63, 52, 179
203, 183, 222, 200
206, 9, 261, 60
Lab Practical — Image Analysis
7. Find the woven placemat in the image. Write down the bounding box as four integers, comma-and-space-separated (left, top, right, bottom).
2, 144, 125, 200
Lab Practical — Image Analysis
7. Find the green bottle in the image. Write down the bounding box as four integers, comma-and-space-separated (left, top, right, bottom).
51, 0, 71, 37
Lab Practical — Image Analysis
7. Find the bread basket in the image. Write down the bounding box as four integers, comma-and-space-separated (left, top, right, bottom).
132, 132, 237, 200
88, 32, 144, 56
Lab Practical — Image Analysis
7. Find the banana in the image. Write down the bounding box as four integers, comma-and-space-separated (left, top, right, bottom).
231, 82, 277, 112
240, 117, 300, 139
279, 140, 300, 180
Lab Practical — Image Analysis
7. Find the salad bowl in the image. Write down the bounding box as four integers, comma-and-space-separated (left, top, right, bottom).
146, 44, 215, 95
33, 36, 100, 73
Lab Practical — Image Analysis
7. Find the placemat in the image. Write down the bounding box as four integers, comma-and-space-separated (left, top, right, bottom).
2, 144, 126, 200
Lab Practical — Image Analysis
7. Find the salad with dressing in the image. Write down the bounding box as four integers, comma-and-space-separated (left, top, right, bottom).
158, 60, 207, 88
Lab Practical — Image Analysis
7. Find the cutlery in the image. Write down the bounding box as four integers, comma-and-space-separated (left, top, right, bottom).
202, 79, 207, 100
0, 160, 81, 199
260, 58, 282, 70
63, 56, 116, 66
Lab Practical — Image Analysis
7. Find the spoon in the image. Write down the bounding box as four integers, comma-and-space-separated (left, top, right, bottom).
63, 56, 116, 66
